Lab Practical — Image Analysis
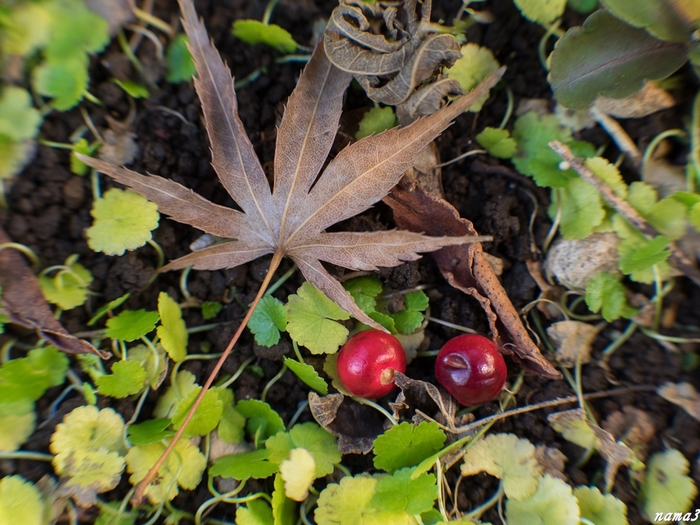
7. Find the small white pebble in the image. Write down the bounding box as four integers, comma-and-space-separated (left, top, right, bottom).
558, 160, 570, 171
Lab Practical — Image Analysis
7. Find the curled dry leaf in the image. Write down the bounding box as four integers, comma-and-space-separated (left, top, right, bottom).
389, 371, 474, 434
325, 0, 464, 121
78, 0, 505, 330
308, 392, 385, 455
602, 406, 655, 459
658, 382, 700, 421
546, 320, 601, 368
383, 183, 561, 379
534, 445, 568, 481
548, 408, 639, 490
0, 225, 107, 358
594, 81, 675, 119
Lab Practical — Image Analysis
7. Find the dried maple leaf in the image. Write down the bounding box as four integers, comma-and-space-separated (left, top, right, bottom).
77, 0, 503, 503
79, 0, 503, 330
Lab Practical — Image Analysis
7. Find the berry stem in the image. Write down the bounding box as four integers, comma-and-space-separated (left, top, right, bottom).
131, 251, 283, 507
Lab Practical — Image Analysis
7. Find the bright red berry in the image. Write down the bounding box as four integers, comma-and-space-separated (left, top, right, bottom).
434, 334, 507, 406
336, 329, 407, 399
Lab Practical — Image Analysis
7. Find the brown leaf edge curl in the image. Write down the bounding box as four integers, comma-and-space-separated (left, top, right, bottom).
0, 225, 108, 359
383, 183, 561, 380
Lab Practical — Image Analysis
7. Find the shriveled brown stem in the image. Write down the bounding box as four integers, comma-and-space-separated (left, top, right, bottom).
131, 252, 283, 507
549, 141, 700, 286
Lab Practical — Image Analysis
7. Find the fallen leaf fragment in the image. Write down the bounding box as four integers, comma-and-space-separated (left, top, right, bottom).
547, 320, 600, 368
534, 445, 568, 481
603, 406, 655, 459
0, 225, 107, 358
658, 382, 700, 421
384, 183, 561, 379
594, 81, 675, 119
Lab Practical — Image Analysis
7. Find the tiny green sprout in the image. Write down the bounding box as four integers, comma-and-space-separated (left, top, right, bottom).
200, 300, 222, 320
286, 282, 350, 354
641, 449, 698, 524
111, 78, 149, 99
0, 475, 46, 525
87, 188, 160, 256
355, 106, 398, 140
391, 289, 429, 335
232, 19, 298, 54
283, 356, 328, 394
38, 254, 93, 310
70, 137, 101, 176
373, 421, 446, 473
157, 292, 188, 362
166, 34, 196, 83
513, 0, 566, 26
125, 438, 206, 504
461, 433, 542, 500
476, 127, 516, 159
50, 406, 127, 502
446, 44, 500, 112
505, 474, 580, 525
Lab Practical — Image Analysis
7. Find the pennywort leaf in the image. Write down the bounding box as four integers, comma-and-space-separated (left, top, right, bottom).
236, 399, 285, 441
157, 292, 188, 362
105, 309, 160, 342
153, 370, 198, 419
641, 449, 698, 523
286, 282, 350, 354
248, 295, 287, 347
461, 433, 542, 500
0, 400, 36, 452
39, 255, 93, 310
87, 188, 160, 256
0, 346, 69, 402
446, 44, 500, 112
514, 0, 566, 25
371, 467, 438, 515
0, 476, 45, 525
171, 387, 224, 436
201, 300, 222, 320
166, 34, 196, 83
127, 418, 175, 446
574, 486, 628, 525
505, 474, 580, 525
585, 272, 637, 322
266, 422, 341, 478
355, 106, 397, 140
552, 177, 605, 240
373, 421, 446, 473
0, 87, 42, 141
96, 360, 148, 398
284, 357, 328, 395
280, 448, 316, 501
125, 438, 206, 504
236, 498, 274, 525
476, 127, 516, 159
210, 448, 279, 481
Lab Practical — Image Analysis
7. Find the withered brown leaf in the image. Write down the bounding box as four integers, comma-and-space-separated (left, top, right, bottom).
0, 225, 107, 358
79, 0, 504, 329
384, 183, 561, 379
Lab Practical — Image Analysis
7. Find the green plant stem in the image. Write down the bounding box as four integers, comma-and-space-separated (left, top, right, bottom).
234, 67, 267, 89
262, 0, 279, 25
265, 263, 297, 296
692, 88, 700, 189
0, 242, 40, 269
0, 339, 15, 364
602, 321, 637, 358
147, 239, 165, 271
436, 149, 486, 168
187, 322, 225, 334
466, 481, 504, 519
118, 31, 143, 73
38, 139, 74, 150
425, 316, 477, 334
499, 87, 514, 129
543, 188, 562, 253
538, 19, 562, 71
132, 6, 173, 35
275, 54, 310, 64
641, 128, 687, 171
0, 451, 54, 461
195, 483, 247, 525
351, 396, 398, 426
261, 363, 288, 402
180, 267, 193, 301
91, 168, 102, 200
292, 340, 305, 363
82, 90, 103, 106
219, 356, 256, 389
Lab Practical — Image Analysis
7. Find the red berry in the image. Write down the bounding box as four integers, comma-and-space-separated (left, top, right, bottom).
337, 330, 407, 399
434, 334, 507, 406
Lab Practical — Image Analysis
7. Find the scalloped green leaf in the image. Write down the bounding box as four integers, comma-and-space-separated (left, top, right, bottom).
105, 309, 160, 342
446, 44, 500, 112
550, 10, 688, 109
0, 476, 45, 525
96, 360, 148, 398
210, 448, 279, 480
157, 292, 188, 362
551, 177, 605, 239
356, 107, 397, 140
373, 421, 446, 473
32, 55, 88, 111
166, 34, 196, 83
0, 400, 35, 452
476, 127, 516, 159
585, 271, 637, 322
237, 399, 285, 441
574, 486, 628, 525
0, 346, 69, 402
127, 418, 175, 446
248, 295, 287, 347
506, 474, 580, 525
171, 387, 224, 436
236, 498, 274, 525
39, 257, 93, 310
0, 87, 42, 141
87, 188, 160, 256
371, 467, 438, 515
642, 449, 698, 523
514, 0, 566, 25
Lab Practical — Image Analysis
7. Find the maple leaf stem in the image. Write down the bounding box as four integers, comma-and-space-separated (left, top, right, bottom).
131, 251, 284, 507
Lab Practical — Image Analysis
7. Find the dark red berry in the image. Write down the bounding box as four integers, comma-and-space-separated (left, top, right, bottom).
434, 334, 507, 406
337, 329, 407, 399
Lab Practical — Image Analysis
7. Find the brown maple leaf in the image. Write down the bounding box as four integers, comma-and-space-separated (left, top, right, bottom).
78, 0, 503, 502
80, 2, 502, 329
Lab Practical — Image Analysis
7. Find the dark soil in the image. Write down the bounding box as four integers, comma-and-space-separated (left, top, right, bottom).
2, 0, 699, 523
